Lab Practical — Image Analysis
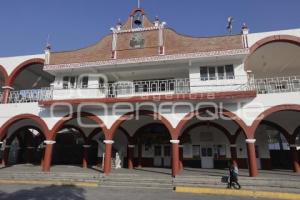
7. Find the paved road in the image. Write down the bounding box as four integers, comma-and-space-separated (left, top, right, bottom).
0, 184, 271, 200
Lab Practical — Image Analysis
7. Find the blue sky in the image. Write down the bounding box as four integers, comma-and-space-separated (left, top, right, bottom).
0, 0, 299, 56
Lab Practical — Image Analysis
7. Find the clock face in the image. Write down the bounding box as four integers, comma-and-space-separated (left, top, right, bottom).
130, 33, 145, 48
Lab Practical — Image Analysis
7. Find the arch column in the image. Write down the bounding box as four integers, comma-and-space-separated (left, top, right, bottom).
246, 139, 258, 177
42, 140, 55, 172
230, 144, 238, 166
103, 140, 114, 175
170, 139, 180, 177
1, 145, 10, 167
179, 145, 184, 172
82, 145, 91, 168
290, 144, 300, 173
1, 86, 13, 104
137, 140, 143, 168
127, 145, 135, 169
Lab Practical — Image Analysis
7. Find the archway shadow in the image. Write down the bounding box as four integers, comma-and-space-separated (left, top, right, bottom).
0, 185, 86, 200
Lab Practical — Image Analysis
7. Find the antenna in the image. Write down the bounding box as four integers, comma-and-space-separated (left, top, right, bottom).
45, 34, 51, 50
227, 16, 234, 34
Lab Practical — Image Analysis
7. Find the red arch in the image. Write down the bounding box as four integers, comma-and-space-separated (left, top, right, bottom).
292, 126, 300, 144
108, 110, 175, 140
59, 124, 87, 141
180, 121, 234, 144
49, 112, 108, 140
249, 104, 300, 138
245, 35, 300, 70
0, 114, 49, 141
0, 64, 9, 86
260, 120, 292, 144
87, 126, 132, 144
7, 58, 45, 86
175, 107, 249, 139
6, 125, 45, 145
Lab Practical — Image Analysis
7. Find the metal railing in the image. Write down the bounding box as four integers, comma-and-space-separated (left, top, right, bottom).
6, 88, 53, 104
5, 74, 300, 104
254, 76, 300, 94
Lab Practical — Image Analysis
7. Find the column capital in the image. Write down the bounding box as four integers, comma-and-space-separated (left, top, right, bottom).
170, 140, 180, 144
2, 86, 14, 90
83, 145, 91, 148
230, 144, 237, 147
104, 140, 114, 144
44, 140, 56, 145
128, 145, 135, 148
179, 145, 184, 148
4, 145, 10, 148
245, 139, 256, 144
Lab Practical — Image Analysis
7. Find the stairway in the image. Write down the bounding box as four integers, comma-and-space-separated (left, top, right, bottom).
100, 173, 174, 190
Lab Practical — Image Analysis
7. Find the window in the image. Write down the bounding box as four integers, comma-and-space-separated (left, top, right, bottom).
63, 77, 69, 89
200, 65, 234, 81
200, 67, 208, 81
62, 76, 77, 89
98, 78, 105, 88
217, 66, 225, 80
225, 65, 234, 79
80, 76, 89, 88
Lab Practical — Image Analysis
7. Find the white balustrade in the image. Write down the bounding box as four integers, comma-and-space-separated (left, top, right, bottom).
6, 74, 300, 103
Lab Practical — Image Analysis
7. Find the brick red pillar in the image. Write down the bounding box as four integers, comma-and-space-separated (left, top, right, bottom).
82, 145, 91, 168
179, 145, 184, 172
137, 142, 142, 168
171, 140, 180, 177
2, 146, 10, 167
290, 145, 300, 173
230, 144, 238, 166
127, 145, 135, 169
1, 86, 13, 104
42, 140, 55, 172
103, 140, 114, 175
246, 139, 258, 177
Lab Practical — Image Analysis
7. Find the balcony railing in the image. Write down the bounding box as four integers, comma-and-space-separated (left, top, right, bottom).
254, 76, 300, 94
5, 88, 53, 104
3, 75, 300, 104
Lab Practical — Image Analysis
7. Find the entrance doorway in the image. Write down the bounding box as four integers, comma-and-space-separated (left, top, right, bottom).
201, 146, 214, 169
154, 145, 171, 167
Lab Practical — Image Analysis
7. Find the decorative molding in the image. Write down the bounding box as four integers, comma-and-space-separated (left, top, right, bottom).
2, 86, 14, 90
103, 140, 114, 144
245, 139, 256, 144
44, 140, 56, 145
230, 144, 237, 147
128, 145, 135, 148
170, 140, 180, 144
113, 26, 159, 34
44, 49, 249, 72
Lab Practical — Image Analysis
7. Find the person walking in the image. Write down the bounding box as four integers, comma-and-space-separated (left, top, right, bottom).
228, 162, 241, 189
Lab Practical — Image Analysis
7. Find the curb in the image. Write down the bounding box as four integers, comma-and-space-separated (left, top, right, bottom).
0, 179, 98, 188
175, 186, 300, 200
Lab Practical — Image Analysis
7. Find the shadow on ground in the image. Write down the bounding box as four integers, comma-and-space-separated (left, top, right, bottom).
0, 185, 86, 200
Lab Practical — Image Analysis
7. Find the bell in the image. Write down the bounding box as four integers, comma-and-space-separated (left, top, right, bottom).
134, 16, 142, 26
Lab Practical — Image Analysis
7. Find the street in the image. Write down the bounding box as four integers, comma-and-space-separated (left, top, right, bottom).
0, 184, 272, 200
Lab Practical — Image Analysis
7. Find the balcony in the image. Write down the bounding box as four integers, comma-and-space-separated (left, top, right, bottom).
2, 75, 299, 104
